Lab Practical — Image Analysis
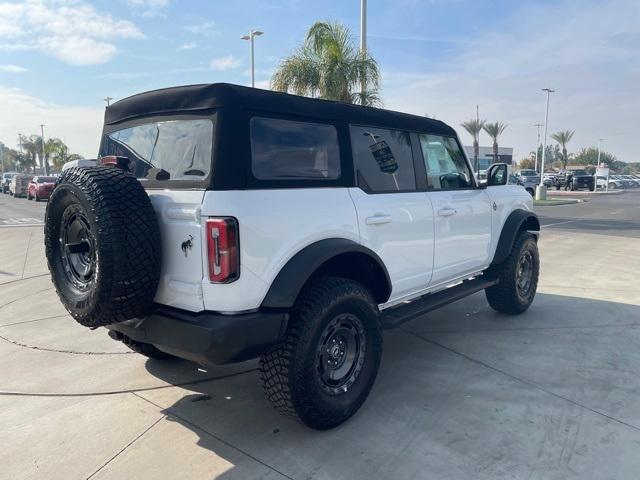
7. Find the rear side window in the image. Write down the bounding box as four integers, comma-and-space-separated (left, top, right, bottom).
350, 126, 416, 192
101, 118, 213, 182
250, 117, 341, 180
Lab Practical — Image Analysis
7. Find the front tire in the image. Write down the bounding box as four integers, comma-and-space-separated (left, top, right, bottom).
485, 233, 539, 314
260, 276, 382, 430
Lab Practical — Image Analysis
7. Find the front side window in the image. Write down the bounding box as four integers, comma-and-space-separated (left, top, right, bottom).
350, 126, 416, 192
101, 118, 214, 182
250, 117, 340, 180
419, 134, 473, 190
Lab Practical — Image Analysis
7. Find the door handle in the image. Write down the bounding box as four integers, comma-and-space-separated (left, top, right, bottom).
366, 214, 392, 225
437, 208, 457, 217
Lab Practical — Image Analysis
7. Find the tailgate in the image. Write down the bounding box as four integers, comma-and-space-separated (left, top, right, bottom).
147, 190, 206, 312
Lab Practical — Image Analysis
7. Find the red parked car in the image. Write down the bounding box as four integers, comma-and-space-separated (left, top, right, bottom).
27, 176, 56, 201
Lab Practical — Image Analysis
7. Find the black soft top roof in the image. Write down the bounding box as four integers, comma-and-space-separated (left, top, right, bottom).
104, 83, 456, 136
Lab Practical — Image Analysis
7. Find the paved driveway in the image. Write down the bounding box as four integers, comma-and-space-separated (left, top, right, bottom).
1, 193, 639, 479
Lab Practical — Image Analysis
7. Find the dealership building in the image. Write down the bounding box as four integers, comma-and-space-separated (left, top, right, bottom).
463, 145, 513, 172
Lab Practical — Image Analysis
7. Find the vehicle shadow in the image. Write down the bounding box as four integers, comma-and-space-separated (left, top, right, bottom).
142, 292, 640, 480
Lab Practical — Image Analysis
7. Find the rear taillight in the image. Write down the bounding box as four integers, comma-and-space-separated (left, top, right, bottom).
100, 155, 131, 170
206, 218, 239, 283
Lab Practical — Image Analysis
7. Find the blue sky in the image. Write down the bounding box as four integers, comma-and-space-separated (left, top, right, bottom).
1, 0, 639, 162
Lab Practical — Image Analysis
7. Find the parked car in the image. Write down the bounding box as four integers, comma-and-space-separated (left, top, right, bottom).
9, 173, 32, 197
610, 175, 630, 189
44, 83, 540, 430
621, 175, 639, 188
27, 176, 56, 201
542, 173, 556, 187
553, 169, 595, 191
2, 172, 18, 194
515, 169, 540, 196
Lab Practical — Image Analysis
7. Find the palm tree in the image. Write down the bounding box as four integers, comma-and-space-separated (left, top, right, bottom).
460, 119, 485, 172
483, 122, 508, 164
550, 130, 575, 169
272, 21, 381, 106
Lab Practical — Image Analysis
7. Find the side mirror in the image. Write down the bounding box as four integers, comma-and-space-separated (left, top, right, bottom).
487, 163, 508, 186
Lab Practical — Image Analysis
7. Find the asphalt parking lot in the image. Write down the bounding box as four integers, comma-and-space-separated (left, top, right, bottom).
1, 191, 640, 480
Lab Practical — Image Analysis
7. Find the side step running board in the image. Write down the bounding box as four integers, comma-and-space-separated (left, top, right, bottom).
380, 276, 498, 329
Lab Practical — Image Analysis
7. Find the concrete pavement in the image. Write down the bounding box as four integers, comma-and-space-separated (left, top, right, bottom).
1, 192, 640, 479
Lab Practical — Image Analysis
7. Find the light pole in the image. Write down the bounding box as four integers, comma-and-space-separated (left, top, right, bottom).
534, 123, 543, 173
359, 0, 368, 102
241, 29, 263, 88
104, 96, 113, 107
597, 138, 604, 166
0, 141, 4, 176
40, 124, 49, 176
536, 88, 554, 200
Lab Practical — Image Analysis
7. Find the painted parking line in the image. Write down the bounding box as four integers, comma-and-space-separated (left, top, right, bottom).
540, 220, 575, 228
0, 218, 43, 228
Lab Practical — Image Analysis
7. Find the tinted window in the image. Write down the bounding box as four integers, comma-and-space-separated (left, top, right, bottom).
101, 118, 214, 182
350, 126, 416, 192
419, 134, 473, 190
37, 177, 55, 183
251, 117, 340, 180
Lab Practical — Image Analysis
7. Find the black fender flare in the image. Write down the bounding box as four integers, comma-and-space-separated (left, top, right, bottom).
260, 238, 391, 309
491, 209, 540, 266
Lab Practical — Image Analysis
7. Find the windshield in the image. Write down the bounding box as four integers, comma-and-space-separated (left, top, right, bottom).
100, 118, 214, 182
37, 177, 55, 183
519, 170, 537, 177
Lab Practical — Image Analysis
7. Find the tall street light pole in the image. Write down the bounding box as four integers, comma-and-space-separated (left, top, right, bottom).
104, 96, 113, 107
537, 88, 554, 200
359, 0, 367, 102
40, 124, 49, 176
241, 29, 263, 88
534, 123, 543, 173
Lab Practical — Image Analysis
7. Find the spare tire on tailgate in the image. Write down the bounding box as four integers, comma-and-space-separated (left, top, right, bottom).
45, 166, 161, 328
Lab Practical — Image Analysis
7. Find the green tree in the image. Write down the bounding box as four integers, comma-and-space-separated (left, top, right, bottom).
48, 141, 83, 170
550, 130, 574, 169
573, 147, 618, 170
518, 155, 536, 170
20, 135, 40, 172
460, 119, 486, 172
272, 21, 381, 106
482, 122, 508, 164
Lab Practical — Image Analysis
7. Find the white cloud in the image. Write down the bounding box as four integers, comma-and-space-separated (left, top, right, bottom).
383, 0, 640, 162
0, 64, 27, 73
0, 0, 145, 65
210, 55, 242, 71
184, 21, 217, 36
125, 0, 169, 17
0, 85, 103, 157
177, 42, 197, 51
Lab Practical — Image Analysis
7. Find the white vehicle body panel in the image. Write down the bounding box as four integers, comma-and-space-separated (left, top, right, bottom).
146, 183, 534, 314
427, 188, 493, 285
199, 189, 360, 312
146, 189, 206, 312
348, 188, 435, 301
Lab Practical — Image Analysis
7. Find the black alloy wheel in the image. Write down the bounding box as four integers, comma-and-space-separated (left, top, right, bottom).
315, 313, 367, 396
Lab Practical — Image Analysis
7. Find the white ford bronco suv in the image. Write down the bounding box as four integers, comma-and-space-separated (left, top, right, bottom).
45, 83, 539, 430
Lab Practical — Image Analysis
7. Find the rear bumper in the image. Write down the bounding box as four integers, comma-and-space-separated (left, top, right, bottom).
107, 306, 288, 365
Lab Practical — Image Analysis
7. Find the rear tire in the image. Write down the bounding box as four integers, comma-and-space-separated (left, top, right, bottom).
44, 167, 161, 328
260, 276, 382, 430
485, 233, 539, 315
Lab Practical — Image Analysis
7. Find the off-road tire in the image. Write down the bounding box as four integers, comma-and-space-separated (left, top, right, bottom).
260, 276, 382, 430
485, 232, 539, 314
124, 339, 176, 360
45, 166, 161, 328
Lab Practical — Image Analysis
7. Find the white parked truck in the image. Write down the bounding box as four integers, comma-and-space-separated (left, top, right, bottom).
45, 83, 540, 430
